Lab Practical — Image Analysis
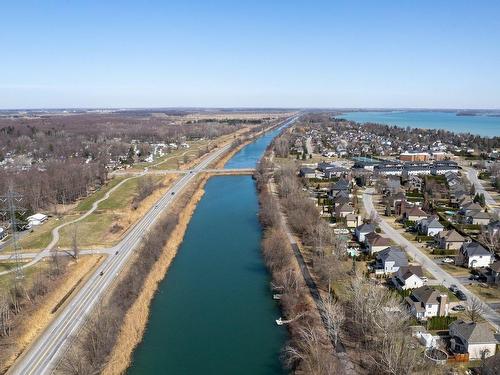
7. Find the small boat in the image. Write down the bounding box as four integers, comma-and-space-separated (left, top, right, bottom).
275, 318, 283, 325
273, 294, 282, 300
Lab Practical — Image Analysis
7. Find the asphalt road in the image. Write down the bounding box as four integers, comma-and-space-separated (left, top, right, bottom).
465, 167, 499, 214
8, 115, 298, 375
7, 144, 231, 375
363, 188, 500, 331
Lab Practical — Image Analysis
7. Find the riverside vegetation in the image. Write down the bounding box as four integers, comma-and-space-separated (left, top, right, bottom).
255, 131, 457, 375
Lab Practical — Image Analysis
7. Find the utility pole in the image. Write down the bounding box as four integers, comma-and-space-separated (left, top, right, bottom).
0, 188, 27, 280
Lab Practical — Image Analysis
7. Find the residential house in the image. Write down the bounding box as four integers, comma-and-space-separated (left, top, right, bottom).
366, 233, 392, 255
449, 320, 497, 360
355, 223, 375, 243
376, 247, 408, 274
418, 216, 444, 237
330, 178, 350, 196
469, 211, 491, 226
461, 202, 483, 216
437, 230, 465, 250
403, 206, 428, 222
335, 203, 354, 219
299, 167, 317, 179
458, 242, 494, 268
392, 265, 424, 290
346, 214, 360, 229
408, 175, 423, 192
405, 286, 449, 320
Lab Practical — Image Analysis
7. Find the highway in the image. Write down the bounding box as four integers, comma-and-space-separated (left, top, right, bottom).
7, 115, 298, 375
363, 188, 500, 331
7, 144, 230, 375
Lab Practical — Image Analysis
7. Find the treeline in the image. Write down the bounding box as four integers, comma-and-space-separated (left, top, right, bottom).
0, 113, 245, 213
255, 160, 340, 374
0, 160, 107, 213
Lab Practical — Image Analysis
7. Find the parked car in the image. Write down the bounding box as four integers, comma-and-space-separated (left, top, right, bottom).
420, 276, 428, 283
449, 284, 459, 293
452, 305, 466, 311
456, 290, 467, 301
442, 257, 454, 263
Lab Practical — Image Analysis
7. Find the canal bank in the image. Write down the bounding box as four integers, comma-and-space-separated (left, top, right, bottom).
125, 124, 289, 374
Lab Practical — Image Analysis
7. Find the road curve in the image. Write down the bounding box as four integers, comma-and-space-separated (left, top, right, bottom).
0, 174, 144, 276
363, 188, 500, 331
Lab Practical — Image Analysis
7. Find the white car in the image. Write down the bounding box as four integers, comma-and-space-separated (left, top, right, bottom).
442, 257, 454, 263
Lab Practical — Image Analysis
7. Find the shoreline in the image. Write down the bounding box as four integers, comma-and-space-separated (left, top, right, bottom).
54, 119, 287, 374
102, 175, 209, 375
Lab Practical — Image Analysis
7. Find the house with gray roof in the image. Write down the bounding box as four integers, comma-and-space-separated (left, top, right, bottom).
458, 242, 494, 268
355, 223, 375, 242
437, 230, 465, 250
449, 320, 497, 360
376, 247, 408, 274
418, 216, 444, 236
405, 286, 449, 320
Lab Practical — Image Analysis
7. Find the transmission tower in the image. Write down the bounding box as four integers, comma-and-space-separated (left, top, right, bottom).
0, 188, 27, 280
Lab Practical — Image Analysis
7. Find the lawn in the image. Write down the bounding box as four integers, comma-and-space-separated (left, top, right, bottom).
466, 284, 500, 302
76, 177, 126, 212
440, 263, 470, 276
434, 284, 459, 302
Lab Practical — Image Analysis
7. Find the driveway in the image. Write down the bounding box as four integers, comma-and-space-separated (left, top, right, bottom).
363, 188, 500, 331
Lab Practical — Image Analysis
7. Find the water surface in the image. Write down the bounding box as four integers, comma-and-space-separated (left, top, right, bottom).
336, 111, 500, 137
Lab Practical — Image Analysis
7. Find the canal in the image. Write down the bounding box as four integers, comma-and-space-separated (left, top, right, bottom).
127, 127, 287, 374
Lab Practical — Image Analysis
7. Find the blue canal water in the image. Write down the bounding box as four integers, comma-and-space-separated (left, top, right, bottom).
336, 111, 500, 137
127, 129, 286, 374
224, 126, 285, 169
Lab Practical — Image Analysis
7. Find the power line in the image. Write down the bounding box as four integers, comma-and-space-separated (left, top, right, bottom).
0, 188, 27, 280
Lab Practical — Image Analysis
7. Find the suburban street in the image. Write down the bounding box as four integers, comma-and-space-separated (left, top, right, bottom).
363, 188, 500, 331
465, 167, 499, 214
7, 143, 231, 375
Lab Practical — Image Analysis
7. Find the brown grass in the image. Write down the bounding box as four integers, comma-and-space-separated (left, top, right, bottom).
101, 175, 209, 375
0, 255, 104, 374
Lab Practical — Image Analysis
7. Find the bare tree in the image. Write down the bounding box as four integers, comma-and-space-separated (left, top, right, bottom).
71, 223, 79, 261
465, 297, 484, 323
319, 296, 345, 346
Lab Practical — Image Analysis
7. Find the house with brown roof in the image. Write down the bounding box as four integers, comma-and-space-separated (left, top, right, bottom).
403, 206, 428, 222
449, 320, 497, 360
366, 234, 391, 255
437, 230, 465, 250
405, 286, 449, 320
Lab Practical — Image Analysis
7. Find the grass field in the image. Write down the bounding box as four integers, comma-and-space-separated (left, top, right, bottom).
466, 284, 500, 302
76, 177, 126, 212
434, 284, 459, 302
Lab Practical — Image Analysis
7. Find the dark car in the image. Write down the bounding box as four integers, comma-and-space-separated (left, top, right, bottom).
452, 305, 466, 311
456, 290, 467, 301
171, 191, 175, 195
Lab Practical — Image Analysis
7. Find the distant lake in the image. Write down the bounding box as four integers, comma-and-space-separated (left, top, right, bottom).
335, 111, 500, 137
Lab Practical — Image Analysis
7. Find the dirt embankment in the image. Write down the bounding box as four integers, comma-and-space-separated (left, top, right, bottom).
101, 175, 209, 375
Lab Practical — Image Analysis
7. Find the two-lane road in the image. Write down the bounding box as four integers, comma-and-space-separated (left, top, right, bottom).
363, 188, 500, 331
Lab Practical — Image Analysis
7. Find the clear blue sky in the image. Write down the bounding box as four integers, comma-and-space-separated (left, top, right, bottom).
1, 0, 499, 109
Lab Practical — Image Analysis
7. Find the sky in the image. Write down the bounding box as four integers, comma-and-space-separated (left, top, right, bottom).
1, 0, 499, 109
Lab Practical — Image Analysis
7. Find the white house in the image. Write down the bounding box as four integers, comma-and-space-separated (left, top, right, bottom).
449, 320, 497, 360
405, 286, 449, 320
355, 223, 375, 243
459, 242, 494, 268
365, 233, 392, 255
27, 213, 48, 226
418, 216, 444, 237
376, 247, 408, 274
392, 265, 424, 290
